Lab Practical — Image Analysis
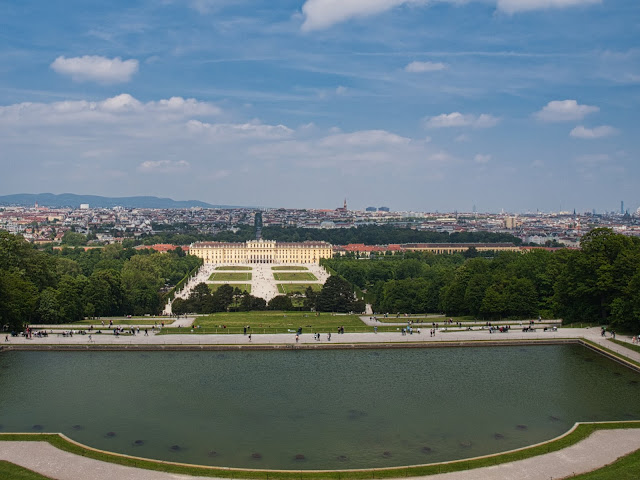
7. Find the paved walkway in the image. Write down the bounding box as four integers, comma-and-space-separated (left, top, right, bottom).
1, 428, 640, 480
4, 327, 640, 366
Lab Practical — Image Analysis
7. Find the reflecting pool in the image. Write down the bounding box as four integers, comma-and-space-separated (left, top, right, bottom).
0, 345, 639, 470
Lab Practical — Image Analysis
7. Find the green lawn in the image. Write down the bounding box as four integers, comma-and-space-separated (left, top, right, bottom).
215, 266, 252, 271
609, 338, 640, 355
276, 283, 322, 294
272, 266, 309, 271
208, 283, 251, 293
569, 448, 640, 479
73, 319, 174, 326
0, 461, 53, 480
208, 272, 252, 281
272, 272, 317, 281
166, 311, 367, 334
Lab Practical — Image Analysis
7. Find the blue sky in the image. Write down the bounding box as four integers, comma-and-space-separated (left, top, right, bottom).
0, 0, 638, 213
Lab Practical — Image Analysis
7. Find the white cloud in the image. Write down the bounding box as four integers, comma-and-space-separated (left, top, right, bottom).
247, 128, 443, 173
335, 85, 348, 95
496, 0, 600, 14
0, 94, 221, 126
570, 125, 617, 139
425, 112, 499, 129
474, 154, 491, 164
534, 100, 599, 122
455, 134, 470, 143
301, 0, 411, 31
405, 61, 448, 73
138, 160, 191, 173
186, 119, 294, 141
50, 55, 139, 84
300, 0, 599, 31
320, 130, 410, 147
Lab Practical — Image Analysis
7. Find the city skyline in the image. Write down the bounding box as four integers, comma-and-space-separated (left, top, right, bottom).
1, 0, 638, 213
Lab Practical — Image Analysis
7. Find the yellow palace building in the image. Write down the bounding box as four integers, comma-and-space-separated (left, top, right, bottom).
189, 239, 333, 264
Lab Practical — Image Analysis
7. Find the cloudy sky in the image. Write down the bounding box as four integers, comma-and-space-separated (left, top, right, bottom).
1, 0, 638, 213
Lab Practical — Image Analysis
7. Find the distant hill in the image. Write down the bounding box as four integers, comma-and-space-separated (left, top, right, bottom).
0, 193, 241, 209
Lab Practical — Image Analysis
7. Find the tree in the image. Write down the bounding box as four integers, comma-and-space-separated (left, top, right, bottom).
268, 295, 293, 311
553, 229, 640, 324
317, 275, 359, 313
37, 287, 61, 324
121, 256, 164, 315
57, 275, 88, 322
0, 270, 38, 330
61, 231, 87, 246
303, 286, 318, 310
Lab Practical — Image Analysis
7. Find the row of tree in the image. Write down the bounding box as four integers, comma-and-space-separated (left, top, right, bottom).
0, 232, 201, 330
172, 276, 365, 315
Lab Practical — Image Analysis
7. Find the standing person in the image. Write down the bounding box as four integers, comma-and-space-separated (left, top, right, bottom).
248, 333, 252, 342
4, 335, 8, 342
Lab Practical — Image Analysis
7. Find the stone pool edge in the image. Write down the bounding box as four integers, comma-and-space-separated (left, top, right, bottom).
2, 337, 640, 372
1, 422, 640, 478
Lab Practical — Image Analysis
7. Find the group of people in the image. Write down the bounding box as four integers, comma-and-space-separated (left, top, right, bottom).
312, 332, 330, 341
601, 326, 616, 338
400, 326, 420, 335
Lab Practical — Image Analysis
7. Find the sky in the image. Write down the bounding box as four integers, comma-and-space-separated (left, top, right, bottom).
0, 0, 638, 213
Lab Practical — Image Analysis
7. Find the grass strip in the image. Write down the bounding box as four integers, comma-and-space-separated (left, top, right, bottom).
272, 272, 317, 281
209, 272, 252, 281
581, 339, 640, 369
2, 423, 640, 479
0, 461, 53, 480
608, 338, 640, 355
567, 447, 640, 479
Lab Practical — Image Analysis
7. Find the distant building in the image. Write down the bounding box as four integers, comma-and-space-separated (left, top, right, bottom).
378, 206, 390, 212
504, 216, 519, 229
134, 244, 189, 253
80, 204, 90, 210
333, 242, 520, 257
189, 239, 332, 264
335, 198, 348, 212
366, 207, 377, 212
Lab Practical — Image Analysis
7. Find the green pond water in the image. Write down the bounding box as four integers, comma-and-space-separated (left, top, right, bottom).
0, 345, 639, 470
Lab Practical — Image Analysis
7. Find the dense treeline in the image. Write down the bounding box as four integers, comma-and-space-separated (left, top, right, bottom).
133, 225, 521, 247
261, 225, 522, 246
323, 229, 640, 332
0, 232, 201, 330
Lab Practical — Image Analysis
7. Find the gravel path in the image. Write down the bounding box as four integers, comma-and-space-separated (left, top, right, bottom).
1, 429, 640, 480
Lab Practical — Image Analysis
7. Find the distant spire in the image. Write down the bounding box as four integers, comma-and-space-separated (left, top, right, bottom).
343, 198, 347, 210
